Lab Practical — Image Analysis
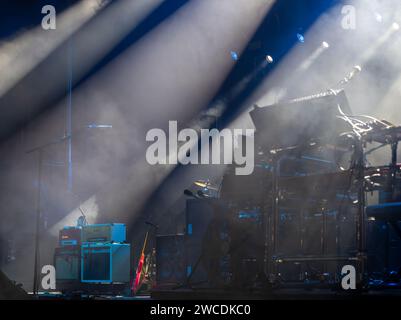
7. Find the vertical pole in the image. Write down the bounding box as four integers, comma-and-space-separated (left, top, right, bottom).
67, 35, 73, 192
391, 142, 398, 200
355, 140, 366, 286
266, 156, 279, 282
33, 149, 42, 295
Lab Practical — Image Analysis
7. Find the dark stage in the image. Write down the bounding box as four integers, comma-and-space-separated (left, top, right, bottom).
1, 0, 401, 308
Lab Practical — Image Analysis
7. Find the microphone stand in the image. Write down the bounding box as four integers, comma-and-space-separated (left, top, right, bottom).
27, 135, 71, 296
26, 124, 112, 296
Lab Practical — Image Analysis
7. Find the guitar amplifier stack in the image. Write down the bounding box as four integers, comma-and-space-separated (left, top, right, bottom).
54, 223, 131, 293
55, 227, 82, 288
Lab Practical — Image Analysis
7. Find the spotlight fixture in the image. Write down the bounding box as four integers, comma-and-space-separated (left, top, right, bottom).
322, 41, 330, 49
375, 13, 383, 23
265, 55, 274, 63
297, 33, 305, 43
230, 51, 239, 61
392, 22, 400, 31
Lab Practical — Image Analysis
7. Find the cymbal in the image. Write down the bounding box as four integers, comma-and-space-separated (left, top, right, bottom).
194, 180, 218, 191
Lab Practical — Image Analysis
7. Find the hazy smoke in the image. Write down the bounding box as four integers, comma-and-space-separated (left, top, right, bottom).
0, 0, 274, 290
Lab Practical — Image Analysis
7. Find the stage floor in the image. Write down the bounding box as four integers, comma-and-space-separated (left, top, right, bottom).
32, 288, 401, 300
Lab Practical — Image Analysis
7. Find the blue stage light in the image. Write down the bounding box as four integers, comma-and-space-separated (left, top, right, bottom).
297, 33, 305, 43
230, 51, 239, 61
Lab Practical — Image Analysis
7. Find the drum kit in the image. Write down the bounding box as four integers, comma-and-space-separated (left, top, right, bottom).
196, 87, 401, 289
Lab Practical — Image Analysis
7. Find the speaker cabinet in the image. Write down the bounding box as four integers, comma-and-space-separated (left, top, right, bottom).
156, 234, 187, 286
81, 243, 130, 283
55, 246, 80, 282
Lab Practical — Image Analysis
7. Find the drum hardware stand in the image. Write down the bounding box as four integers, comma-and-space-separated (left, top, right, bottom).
353, 136, 368, 287
379, 137, 399, 275
389, 141, 399, 201
262, 146, 298, 283
261, 135, 369, 288
264, 152, 279, 283
263, 142, 322, 284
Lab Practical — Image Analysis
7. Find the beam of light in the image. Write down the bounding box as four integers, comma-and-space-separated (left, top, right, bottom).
67, 0, 166, 88
163, 56, 274, 167
359, 22, 400, 65
231, 0, 401, 121
0, 0, 106, 98
0, 0, 166, 142
376, 74, 401, 119
218, 0, 401, 167
130, 56, 276, 225
208, 0, 389, 140
49, 195, 99, 236
255, 41, 330, 105
298, 41, 330, 72
46, 0, 277, 228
